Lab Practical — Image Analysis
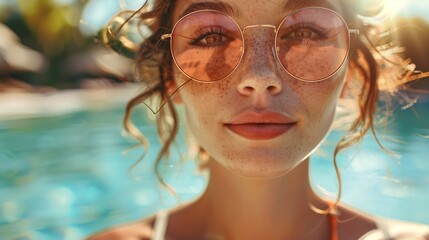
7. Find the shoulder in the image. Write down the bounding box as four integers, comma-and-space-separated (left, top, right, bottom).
86, 203, 203, 240
335, 204, 429, 240
86, 216, 156, 240
361, 217, 429, 240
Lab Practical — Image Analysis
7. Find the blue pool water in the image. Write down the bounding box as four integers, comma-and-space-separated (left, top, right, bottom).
0, 91, 428, 239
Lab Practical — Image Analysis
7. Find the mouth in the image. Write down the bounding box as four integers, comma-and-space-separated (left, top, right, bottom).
225, 123, 295, 140
224, 110, 297, 140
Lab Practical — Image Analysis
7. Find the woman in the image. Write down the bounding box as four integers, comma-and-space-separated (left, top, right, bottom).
89, 0, 429, 239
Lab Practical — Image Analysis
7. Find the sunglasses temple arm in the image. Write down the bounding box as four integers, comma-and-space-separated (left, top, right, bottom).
143, 79, 192, 115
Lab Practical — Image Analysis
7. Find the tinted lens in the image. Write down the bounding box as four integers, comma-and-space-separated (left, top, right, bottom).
171, 11, 243, 82
276, 8, 349, 81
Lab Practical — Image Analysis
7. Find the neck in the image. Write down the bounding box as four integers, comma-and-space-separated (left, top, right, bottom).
195, 159, 333, 240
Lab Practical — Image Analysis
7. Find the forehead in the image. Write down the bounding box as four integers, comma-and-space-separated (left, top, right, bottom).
173, 0, 344, 23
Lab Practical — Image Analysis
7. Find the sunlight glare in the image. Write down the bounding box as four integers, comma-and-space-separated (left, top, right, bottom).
399, 0, 429, 20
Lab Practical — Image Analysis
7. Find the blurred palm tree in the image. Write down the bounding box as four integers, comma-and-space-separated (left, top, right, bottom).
0, 0, 136, 90
16, 0, 88, 55
1, 0, 103, 88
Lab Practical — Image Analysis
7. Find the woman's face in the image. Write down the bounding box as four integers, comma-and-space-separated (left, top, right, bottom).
171, 0, 347, 178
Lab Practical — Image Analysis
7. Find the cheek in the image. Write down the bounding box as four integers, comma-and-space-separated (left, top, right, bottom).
283, 46, 347, 81
313, 83, 342, 116
301, 72, 346, 131
177, 79, 231, 130
173, 39, 242, 82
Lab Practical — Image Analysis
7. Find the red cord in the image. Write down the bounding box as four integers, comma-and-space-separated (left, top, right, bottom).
329, 210, 339, 240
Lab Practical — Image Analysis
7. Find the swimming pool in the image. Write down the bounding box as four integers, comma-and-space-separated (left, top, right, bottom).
0, 89, 428, 239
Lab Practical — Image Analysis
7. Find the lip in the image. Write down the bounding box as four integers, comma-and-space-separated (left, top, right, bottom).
224, 110, 297, 140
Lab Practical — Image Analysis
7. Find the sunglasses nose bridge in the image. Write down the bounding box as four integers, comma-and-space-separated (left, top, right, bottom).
241, 25, 277, 45
240, 25, 278, 67
242, 24, 276, 32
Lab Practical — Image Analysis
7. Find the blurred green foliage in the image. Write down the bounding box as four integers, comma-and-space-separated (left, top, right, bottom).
1, 0, 103, 89
15, 0, 88, 55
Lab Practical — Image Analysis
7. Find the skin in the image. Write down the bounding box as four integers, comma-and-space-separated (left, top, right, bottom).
89, 0, 380, 239
173, 5, 344, 179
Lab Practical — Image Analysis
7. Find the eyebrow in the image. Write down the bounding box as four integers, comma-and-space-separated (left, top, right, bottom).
283, 0, 334, 10
179, 0, 335, 19
179, 1, 237, 19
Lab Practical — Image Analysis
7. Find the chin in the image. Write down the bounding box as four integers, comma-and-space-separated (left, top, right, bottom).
222, 155, 305, 179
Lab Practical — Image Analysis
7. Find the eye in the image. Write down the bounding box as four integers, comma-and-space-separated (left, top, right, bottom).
292, 29, 314, 39
189, 27, 233, 48
279, 22, 328, 44
282, 28, 323, 41
199, 33, 227, 46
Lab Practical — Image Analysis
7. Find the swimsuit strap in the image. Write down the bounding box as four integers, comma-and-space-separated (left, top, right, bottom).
328, 205, 340, 240
152, 210, 169, 240
329, 211, 339, 240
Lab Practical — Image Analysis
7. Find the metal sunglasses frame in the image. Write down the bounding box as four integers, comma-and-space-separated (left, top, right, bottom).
161, 7, 360, 83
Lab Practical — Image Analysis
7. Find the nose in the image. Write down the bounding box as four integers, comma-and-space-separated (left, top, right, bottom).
237, 27, 282, 97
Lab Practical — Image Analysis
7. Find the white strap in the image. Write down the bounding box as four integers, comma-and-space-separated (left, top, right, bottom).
359, 217, 429, 240
152, 210, 169, 240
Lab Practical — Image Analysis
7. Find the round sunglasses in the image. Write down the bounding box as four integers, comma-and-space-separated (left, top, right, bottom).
161, 7, 359, 82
